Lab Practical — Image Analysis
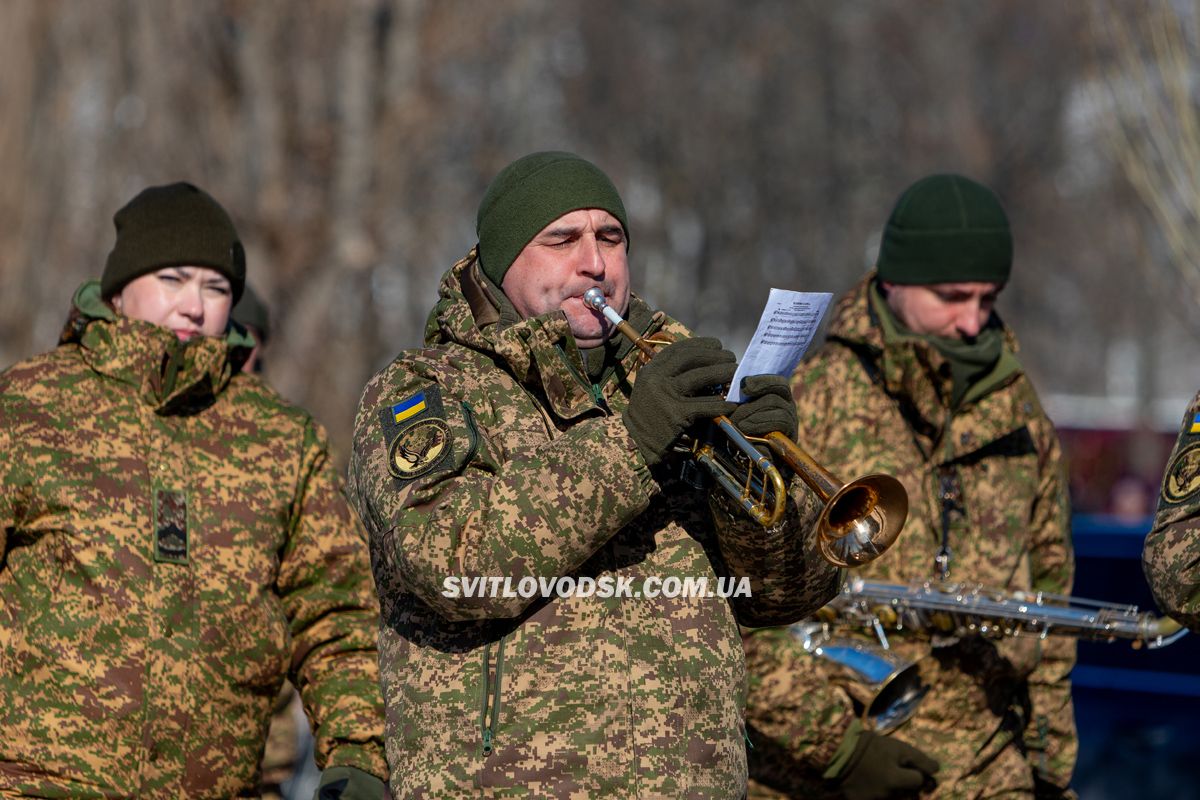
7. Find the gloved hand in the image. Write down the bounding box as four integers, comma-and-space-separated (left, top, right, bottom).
1033, 775, 1079, 800
727, 374, 797, 441
623, 337, 738, 467
838, 730, 939, 800
313, 765, 386, 800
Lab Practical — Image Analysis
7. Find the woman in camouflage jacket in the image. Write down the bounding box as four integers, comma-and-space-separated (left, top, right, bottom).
0, 184, 386, 799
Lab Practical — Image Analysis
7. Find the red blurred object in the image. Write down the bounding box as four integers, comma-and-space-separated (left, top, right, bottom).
1058, 427, 1176, 517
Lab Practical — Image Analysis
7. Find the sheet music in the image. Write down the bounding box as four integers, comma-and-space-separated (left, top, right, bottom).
727, 288, 832, 402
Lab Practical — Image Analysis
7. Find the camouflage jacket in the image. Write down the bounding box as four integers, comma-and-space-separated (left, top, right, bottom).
346, 253, 839, 799
0, 281, 386, 798
1145, 392, 1200, 632
744, 275, 1075, 800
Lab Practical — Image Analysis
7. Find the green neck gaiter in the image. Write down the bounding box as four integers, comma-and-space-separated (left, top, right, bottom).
926, 328, 1003, 409
871, 282, 1004, 409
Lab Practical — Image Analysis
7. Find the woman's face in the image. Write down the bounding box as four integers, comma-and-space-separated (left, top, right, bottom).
112, 266, 233, 341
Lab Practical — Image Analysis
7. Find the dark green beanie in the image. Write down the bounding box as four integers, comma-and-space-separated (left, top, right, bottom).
876, 174, 1012, 285
231, 283, 270, 342
476, 151, 630, 286
102, 182, 246, 301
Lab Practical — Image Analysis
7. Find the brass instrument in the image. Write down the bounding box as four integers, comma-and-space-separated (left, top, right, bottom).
796, 578, 1187, 731
823, 578, 1189, 649
583, 288, 908, 567
790, 620, 927, 732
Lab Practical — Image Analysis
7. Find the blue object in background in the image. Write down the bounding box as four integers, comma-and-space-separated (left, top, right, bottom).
1071, 514, 1199, 800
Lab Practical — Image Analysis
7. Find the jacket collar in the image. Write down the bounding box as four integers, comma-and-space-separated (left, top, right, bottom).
61, 280, 253, 414
427, 249, 664, 421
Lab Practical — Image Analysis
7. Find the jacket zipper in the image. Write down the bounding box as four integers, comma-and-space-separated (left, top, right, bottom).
479, 638, 506, 757
553, 345, 607, 410
935, 410, 959, 580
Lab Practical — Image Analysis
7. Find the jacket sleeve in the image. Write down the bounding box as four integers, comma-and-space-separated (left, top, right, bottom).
1144, 392, 1200, 632
278, 417, 387, 781
743, 625, 857, 794
347, 361, 661, 622
1022, 419, 1077, 791
709, 472, 840, 627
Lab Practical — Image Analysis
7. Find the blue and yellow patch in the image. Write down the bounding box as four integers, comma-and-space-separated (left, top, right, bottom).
1189, 412, 1200, 434
379, 385, 458, 488
392, 392, 427, 423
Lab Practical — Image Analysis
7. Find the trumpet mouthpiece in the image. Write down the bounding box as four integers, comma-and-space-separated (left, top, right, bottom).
583, 287, 607, 311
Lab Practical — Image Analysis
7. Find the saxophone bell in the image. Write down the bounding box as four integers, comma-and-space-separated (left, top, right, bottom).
792, 621, 927, 732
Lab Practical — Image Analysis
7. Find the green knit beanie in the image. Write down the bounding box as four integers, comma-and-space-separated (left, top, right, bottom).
101, 182, 246, 301
876, 174, 1012, 285
476, 151, 630, 286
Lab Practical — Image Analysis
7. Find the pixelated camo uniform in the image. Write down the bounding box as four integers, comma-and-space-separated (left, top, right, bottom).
346, 252, 841, 799
1145, 392, 1200, 632
0, 281, 386, 798
744, 275, 1076, 800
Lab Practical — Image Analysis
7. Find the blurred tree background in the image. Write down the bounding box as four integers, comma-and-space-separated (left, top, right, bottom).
4, 3, 1200, 797
0, 0, 1195, 475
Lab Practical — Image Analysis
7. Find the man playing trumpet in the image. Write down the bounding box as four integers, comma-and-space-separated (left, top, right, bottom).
347, 151, 841, 797
744, 174, 1076, 799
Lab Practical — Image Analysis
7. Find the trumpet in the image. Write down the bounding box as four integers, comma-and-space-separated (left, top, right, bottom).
583, 288, 908, 567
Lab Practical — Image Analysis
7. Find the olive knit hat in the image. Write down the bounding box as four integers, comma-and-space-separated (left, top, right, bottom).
475, 151, 630, 286
101, 182, 246, 301
876, 174, 1012, 285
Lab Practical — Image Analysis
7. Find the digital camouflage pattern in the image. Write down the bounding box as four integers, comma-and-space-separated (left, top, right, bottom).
745, 275, 1076, 800
1145, 392, 1200, 632
0, 281, 386, 798
346, 251, 841, 798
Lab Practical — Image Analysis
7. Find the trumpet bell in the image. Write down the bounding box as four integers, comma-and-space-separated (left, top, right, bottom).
818, 474, 908, 568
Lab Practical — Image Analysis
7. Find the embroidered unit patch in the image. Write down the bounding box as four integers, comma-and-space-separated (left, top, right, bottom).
1162, 442, 1200, 505
388, 418, 452, 479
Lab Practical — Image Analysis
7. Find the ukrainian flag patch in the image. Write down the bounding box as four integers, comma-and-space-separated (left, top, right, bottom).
1190, 412, 1200, 434
392, 392, 427, 423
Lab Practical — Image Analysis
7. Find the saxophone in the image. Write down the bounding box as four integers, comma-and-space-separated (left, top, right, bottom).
793, 578, 1187, 731
822, 578, 1188, 649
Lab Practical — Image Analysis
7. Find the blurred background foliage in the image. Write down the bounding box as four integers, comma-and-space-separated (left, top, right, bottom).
5, 4, 1200, 797
0, 0, 1197, 478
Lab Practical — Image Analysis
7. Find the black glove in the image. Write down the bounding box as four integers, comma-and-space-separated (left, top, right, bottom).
623, 337, 738, 467
837, 730, 939, 800
727, 374, 797, 441
1033, 775, 1078, 800
314, 765, 386, 800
